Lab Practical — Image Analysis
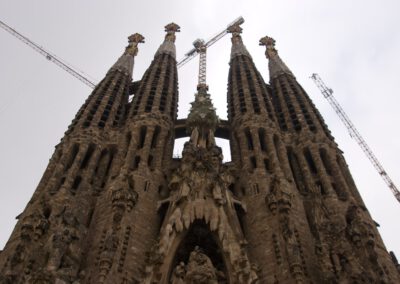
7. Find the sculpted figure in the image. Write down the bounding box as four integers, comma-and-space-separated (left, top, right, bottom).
184, 246, 218, 284
171, 262, 186, 284
46, 206, 80, 273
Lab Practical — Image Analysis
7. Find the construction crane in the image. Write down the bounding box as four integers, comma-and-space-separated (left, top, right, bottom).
0, 19, 96, 89
177, 16, 244, 70
310, 73, 400, 203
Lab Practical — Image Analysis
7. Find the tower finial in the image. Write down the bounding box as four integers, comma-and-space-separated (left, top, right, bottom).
164, 23, 180, 43
155, 23, 180, 58
259, 35, 293, 78
125, 33, 145, 56
259, 36, 277, 59
228, 22, 251, 59
109, 32, 144, 77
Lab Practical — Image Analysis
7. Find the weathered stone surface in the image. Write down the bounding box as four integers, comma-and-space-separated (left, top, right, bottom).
1, 24, 399, 284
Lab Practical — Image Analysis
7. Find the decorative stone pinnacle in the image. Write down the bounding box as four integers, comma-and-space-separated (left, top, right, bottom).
164, 23, 180, 43
259, 35, 293, 78
228, 23, 252, 59
259, 36, 278, 59
125, 33, 145, 56
227, 24, 243, 36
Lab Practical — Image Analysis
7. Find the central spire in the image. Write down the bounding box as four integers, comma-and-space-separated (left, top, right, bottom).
155, 22, 180, 59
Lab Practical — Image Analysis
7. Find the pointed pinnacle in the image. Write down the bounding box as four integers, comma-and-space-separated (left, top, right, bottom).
227, 24, 243, 35
259, 36, 275, 47
165, 23, 181, 33
128, 33, 145, 44
259, 36, 278, 59
125, 33, 145, 56
163, 23, 180, 43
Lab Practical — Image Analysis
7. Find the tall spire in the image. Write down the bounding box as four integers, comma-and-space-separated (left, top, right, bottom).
110, 33, 144, 77
228, 23, 251, 59
130, 23, 180, 118
155, 22, 180, 59
259, 36, 293, 79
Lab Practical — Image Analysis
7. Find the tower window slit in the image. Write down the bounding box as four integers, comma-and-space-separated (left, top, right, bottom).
144, 181, 150, 192
253, 183, 260, 195
159, 62, 171, 112
131, 65, 153, 116
148, 155, 154, 168
66, 144, 80, 170
250, 156, 257, 169
80, 144, 95, 169
264, 159, 271, 173
245, 128, 254, 151
316, 181, 327, 195
287, 147, 307, 194
101, 150, 115, 188
132, 155, 140, 170
271, 88, 288, 131
304, 148, 318, 174
319, 148, 333, 176
151, 126, 161, 149
258, 128, 267, 152
138, 126, 147, 149
71, 176, 82, 193
243, 58, 261, 114
124, 132, 132, 157
235, 63, 246, 113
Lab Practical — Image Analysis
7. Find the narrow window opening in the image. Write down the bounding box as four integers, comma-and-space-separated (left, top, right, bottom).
264, 159, 271, 173
71, 176, 82, 193
253, 183, 260, 195
250, 156, 257, 169
287, 147, 308, 195
148, 155, 154, 168
151, 126, 161, 149
239, 187, 246, 197
66, 144, 80, 170
320, 148, 332, 176
80, 144, 95, 169
245, 129, 254, 151
100, 150, 115, 188
258, 128, 267, 152
139, 126, 147, 149
234, 204, 246, 235
316, 181, 327, 195
304, 148, 318, 174
133, 155, 141, 170
144, 181, 150, 192
86, 208, 94, 227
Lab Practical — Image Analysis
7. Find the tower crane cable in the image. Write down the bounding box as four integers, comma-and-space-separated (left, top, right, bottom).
0, 19, 96, 89
310, 73, 400, 204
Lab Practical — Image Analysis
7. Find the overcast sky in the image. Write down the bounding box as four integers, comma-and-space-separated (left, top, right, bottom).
1, 0, 399, 258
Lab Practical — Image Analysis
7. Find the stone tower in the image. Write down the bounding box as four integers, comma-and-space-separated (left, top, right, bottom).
1, 22, 399, 284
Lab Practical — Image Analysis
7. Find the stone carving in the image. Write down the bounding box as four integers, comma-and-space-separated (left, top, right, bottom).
346, 205, 375, 248
170, 246, 219, 284
266, 175, 292, 215
110, 172, 138, 229
98, 231, 119, 282
46, 205, 82, 278
170, 262, 186, 284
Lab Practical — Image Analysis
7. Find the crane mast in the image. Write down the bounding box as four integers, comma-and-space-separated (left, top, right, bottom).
0, 19, 96, 89
311, 73, 400, 203
193, 39, 207, 87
